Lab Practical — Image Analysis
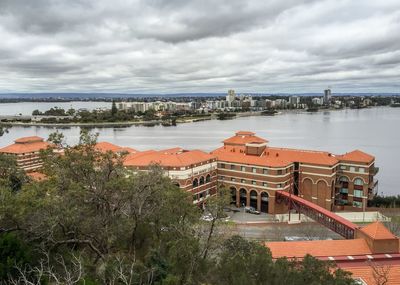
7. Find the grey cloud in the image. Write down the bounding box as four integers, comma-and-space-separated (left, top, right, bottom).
0, 0, 399, 93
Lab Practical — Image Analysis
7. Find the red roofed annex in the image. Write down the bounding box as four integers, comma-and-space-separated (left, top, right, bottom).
265, 221, 400, 285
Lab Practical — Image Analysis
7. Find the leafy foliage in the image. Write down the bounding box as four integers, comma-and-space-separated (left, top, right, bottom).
0, 131, 357, 284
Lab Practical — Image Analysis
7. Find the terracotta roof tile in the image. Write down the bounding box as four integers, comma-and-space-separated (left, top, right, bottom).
0, 138, 51, 154
212, 145, 339, 167
265, 239, 372, 259
360, 222, 397, 240
14, 136, 44, 143
337, 150, 375, 164
343, 264, 400, 285
27, 172, 47, 181
124, 148, 215, 168
95, 142, 137, 154
215, 132, 374, 167
223, 131, 268, 146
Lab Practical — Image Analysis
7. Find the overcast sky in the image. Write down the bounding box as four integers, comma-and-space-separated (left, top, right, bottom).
0, 0, 399, 94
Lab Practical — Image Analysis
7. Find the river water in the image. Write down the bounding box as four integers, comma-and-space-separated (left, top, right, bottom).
0, 104, 399, 195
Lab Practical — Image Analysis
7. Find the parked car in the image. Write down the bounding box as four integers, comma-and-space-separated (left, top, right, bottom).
244, 206, 260, 215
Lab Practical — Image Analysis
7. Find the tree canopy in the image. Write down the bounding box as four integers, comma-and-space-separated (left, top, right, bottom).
0, 131, 357, 284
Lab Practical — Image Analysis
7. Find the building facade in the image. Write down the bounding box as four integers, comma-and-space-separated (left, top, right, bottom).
212, 131, 378, 214
123, 148, 218, 205
2, 132, 378, 214
0, 136, 52, 172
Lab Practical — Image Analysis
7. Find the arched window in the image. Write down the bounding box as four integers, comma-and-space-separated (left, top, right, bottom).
206, 174, 211, 183
173, 182, 180, 188
354, 178, 363, 186
193, 178, 198, 187
199, 176, 205, 185
339, 176, 349, 182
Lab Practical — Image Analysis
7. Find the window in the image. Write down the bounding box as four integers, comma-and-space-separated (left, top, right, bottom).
353, 201, 362, 208
350, 166, 356, 172
252, 168, 257, 173
354, 178, 363, 186
340, 188, 348, 194
231, 178, 236, 182
219, 176, 225, 180
220, 163, 225, 169
230, 164, 235, 170
206, 174, 211, 183
340, 165, 346, 170
263, 182, 268, 187
241, 166, 246, 171
277, 184, 282, 188
354, 190, 363, 198
277, 170, 283, 175
252, 180, 257, 185
359, 168, 365, 173
241, 179, 246, 184
263, 169, 268, 174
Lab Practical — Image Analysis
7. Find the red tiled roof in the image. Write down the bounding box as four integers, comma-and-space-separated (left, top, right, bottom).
337, 150, 375, 164
265, 239, 372, 259
27, 172, 47, 181
223, 131, 268, 146
215, 132, 374, 167
212, 145, 339, 167
360, 222, 398, 240
95, 142, 137, 154
124, 148, 215, 168
212, 145, 291, 167
0, 137, 50, 154
14, 136, 44, 143
343, 264, 400, 285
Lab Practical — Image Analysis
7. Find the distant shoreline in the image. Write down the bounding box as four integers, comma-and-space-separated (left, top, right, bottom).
0, 106, 394, 128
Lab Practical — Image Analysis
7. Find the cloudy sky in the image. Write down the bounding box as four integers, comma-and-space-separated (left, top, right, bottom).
0, 0, 399, 94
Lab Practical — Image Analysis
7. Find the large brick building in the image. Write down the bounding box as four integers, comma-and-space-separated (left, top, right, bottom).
1, 132, 378, 213
212, 131, 378, 214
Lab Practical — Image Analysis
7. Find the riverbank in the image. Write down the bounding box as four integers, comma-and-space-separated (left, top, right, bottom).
0, 111, 264, 127
0, 106, 385, 127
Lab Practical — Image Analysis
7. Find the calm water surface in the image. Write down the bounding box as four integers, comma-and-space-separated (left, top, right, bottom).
0, 105, 399, 195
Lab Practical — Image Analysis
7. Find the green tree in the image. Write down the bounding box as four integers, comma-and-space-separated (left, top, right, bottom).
111, 100, 118, 117
0, 233, 33, 281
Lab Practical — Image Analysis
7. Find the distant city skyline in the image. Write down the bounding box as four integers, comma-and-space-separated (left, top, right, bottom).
1, 0, 400, 94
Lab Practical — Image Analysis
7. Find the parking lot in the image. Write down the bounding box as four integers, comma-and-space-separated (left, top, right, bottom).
223, 206, 343, 241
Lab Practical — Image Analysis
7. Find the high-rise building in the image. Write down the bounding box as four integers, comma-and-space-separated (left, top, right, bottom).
226, 89, 236, 107
324, 88, 332, 105
289, 96, 300, 106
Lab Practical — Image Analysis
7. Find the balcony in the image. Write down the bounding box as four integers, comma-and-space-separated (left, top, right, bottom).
371, 166, 379, 176
368, 179, 378, 196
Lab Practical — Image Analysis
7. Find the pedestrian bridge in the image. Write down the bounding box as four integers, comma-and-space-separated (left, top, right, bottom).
276, 190, 358, 239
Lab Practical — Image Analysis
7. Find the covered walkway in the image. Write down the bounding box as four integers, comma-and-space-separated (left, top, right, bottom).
276, 190, 358, 239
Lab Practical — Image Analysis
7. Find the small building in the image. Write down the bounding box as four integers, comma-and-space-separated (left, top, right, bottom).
0, 136, 51, 172
265, 222, 400, 285
123, 148, 218, 205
